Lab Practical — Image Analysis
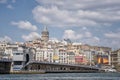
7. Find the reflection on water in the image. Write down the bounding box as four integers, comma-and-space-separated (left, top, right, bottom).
0, 73, 120, 80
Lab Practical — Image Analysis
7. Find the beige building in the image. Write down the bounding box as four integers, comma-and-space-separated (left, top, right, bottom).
67, 52, 75, 64
111, 49, 120, 66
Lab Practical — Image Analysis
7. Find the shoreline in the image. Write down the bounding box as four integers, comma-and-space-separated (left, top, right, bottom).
8, 70, 101, 74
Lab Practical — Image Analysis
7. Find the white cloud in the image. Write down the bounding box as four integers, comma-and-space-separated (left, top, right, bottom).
93, 37, 100, 42
22, 32, 40, 41
62, 29, 101, 46
0, 0, 7, 3
100, 32, 120, 49
81, 36, 100, 45
0, 36, 12, 42
98, 38, 120, 50
32, 6, 98, 27
82, 27, 87, 30
84, 32, 92, 38
36, 0, 120, 10
11, 21, 37, 31
63, 30, 83, 40
33, 0, 120, 27
111, 40, 120, 49
7, 4, 13, 9
105, 32, 120, 39
63, 29, 94, 40
0, 0, 16, 4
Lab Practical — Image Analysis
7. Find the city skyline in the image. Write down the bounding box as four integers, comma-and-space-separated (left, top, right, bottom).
0, 0, 120, 49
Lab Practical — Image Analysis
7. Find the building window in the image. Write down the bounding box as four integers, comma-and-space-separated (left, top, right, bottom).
14, 61, 22, 65
15, 53, 20, 55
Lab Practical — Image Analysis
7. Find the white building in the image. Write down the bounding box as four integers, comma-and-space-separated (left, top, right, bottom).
59, 49, 67, 64
36, 48, 54, 63
12, 47, 26, 71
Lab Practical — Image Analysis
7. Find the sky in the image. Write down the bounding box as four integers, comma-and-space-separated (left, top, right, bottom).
0, 0, 120, 50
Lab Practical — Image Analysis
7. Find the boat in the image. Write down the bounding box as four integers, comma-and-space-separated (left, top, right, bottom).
104, 68, 117, 72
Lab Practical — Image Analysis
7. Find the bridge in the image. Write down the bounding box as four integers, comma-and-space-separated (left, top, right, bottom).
0, 58, 12, 74
22, 61, 101, 73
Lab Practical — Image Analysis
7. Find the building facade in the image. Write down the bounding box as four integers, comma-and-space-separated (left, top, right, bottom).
12, 47, 26, 70
111, 49, 120, 66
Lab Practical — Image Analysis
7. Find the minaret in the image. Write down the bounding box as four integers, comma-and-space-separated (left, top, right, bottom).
41, 26, 49, 42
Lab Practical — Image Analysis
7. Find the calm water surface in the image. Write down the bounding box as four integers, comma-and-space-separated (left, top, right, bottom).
0, 73, 120, 80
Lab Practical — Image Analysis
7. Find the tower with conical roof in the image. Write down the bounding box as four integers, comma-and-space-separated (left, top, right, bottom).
41, 26, 49, 42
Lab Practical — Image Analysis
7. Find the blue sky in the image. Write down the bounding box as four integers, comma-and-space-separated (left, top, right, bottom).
0, 0, 120, 49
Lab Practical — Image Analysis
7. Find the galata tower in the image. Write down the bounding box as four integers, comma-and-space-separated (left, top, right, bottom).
41, 26, 49, 42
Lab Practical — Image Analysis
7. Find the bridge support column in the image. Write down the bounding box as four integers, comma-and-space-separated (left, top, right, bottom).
0, 62, 11, 74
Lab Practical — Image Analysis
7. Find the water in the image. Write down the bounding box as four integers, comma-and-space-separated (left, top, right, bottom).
0, 73, 120, 80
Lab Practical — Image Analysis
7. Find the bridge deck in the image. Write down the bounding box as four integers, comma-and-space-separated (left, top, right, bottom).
23, 61, 101, 73
28, 61, 99, 69
0, 59, 12, 62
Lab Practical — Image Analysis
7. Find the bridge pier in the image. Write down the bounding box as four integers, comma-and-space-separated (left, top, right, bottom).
0, 61, 12, 74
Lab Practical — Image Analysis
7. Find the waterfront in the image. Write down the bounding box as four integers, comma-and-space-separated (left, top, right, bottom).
0, 73, 120, 80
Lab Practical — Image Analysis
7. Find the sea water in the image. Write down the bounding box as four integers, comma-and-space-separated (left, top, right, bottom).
0, 73, 120, 80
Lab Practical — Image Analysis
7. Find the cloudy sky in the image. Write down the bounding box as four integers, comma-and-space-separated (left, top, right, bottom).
0, 0, 120, 49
